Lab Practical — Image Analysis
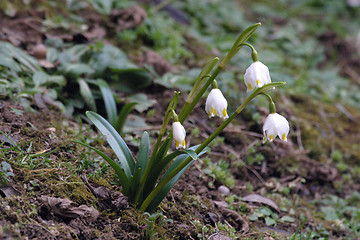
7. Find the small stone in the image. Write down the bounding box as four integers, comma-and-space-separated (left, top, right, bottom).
33, 44, 47, 60
218, 185, 230, 195
46, 127, 56, 132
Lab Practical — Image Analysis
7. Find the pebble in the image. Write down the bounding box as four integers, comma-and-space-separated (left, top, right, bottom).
218, 185, 230, 195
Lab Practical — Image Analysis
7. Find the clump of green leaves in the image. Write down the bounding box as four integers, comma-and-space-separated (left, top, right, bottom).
0, 41, 65, 111
143, 212, 172, 239
0, 161, 14, 187
202, 157, 235, 188
319, 193, 360, 238
248, 206, 278, 226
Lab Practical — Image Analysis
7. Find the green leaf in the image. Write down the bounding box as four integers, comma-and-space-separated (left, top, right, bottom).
115, 102, 137, 134
321, 206, 338, 221
279, 216, 295, 223
142, 138, 172, 198
136, 131, 150, 177
260, 207, 273, 216
78, 79, 97, 111
47, 75, 66, 87
248, 214, 259, 221
128, 132, 149, 201
64, 63, 94, 78
265, 217, 277, 226
33, 71, 48, 88
73, 140, 130, 194
86, 0, 114, 15
111, 69, 152, 93
146, 145, 209, 213
123, 115, 148, 134
97, 79, 117, 125
128, 93, 156, 113
86, 111, 135, 179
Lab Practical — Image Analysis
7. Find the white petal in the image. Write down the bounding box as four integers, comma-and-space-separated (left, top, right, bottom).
262, 113, 289, 143
205, 89, 228, 119
244, 61, 271, 92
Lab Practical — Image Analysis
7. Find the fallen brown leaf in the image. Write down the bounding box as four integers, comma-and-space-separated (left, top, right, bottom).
39, 196, 99, 222
242, 194, 280, 212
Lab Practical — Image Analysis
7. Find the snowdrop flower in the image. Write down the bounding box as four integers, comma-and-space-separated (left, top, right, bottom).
244, 61, 271, 92
263, 113, 289, 143
172, 121, 186, 149
205, 88, 229, 119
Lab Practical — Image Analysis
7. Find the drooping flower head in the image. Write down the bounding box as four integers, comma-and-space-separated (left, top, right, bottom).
263, 113, 289, 143
205, 88, 229, 119
244, 61, 271, 92
172, 121, 186, 149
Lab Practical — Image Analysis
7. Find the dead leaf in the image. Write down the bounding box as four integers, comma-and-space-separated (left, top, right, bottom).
213, 200, 228, 209
38, 59, 54, 68
83, 24, 106, 40
132, 50, 175, 76
81, 172, 128, 210
220, 208, 249, 233
0, 186, 20, 198
204, 212, 220, 226
207, 233, 232, 240
111, 6, 146, 30
242, 194, 280, 212
39, 196, 99, 222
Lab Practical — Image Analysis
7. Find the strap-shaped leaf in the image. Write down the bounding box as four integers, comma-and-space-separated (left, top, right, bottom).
97, 79, 117, 125
136, 131, 150, 177
115, 102, 137, 134
86, 111, 135, 179
73, 140, 130, 194
78, 79, 97, 111
142, 138, 171, 198
145, 145, 209, 213
128, 167, 142, 202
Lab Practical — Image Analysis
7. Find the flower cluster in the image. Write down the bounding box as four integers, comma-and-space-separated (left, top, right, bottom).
172, 59, 290, 149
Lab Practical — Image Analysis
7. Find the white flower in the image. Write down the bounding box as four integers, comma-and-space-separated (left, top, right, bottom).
205, 89, 229, 119
172, 121, 186, 149
244, 61, 271, 92
263, 113, 289, 143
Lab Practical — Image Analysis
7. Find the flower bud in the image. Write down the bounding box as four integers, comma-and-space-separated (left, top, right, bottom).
172, 121, 186, 149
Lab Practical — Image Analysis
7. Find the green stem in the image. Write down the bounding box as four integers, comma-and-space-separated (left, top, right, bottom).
261, 93, 276, 113
133, 92, 178, 205
211, 80, 218, 89
239, 43, 258, 62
